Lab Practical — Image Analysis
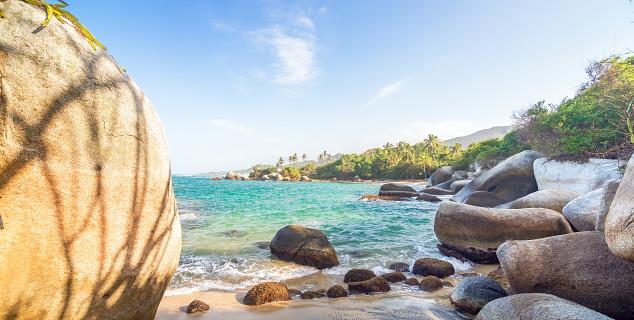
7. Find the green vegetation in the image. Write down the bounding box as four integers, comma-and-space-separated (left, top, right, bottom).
281, 166, 301, 180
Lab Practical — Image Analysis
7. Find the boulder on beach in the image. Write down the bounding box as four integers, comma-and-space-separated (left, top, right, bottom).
419, 276, 444, 292
388, 262, 410, 272
476, 293, 613, 320
596, 179, 620, 232
243, 282, 291, 306
422, 186, 454, 195
450, 179, 472, 193
347, 277, 391, 294
412, 258, 455, 278
380, 272, 406, 283
452, 150, 543, 207
435, 202, 573, 263
300, 291, 325, 299
416, 193, 442, 202
270, 225, 339, 269
344, 269, 377, 283
605, 155, 634, 262
186, 300, 210, 314
449, 276, 507, 314
498, 231, 634, 319
403, 278, 420, 286
533, 157, 622, 193
496, 189, 581, 213
378, 183, 418, 198
562, 188, 603, 231
326, 285, 348, 298
427, 166, 455, 187
452, 170, 469, 180
0, 3, 182, 319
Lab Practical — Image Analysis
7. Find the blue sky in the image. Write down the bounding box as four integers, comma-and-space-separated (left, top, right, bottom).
72, 1, 634, 174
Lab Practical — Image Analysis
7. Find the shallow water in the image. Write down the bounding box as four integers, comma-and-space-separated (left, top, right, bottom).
167, 177, 471, 295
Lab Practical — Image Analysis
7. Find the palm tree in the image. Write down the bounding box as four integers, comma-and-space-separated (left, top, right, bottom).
383, 142, 393, 150
276, 157, 285, 168
424, 134, 441, 161
302, 153, 307, 162
290, 153, 299, 163
317, 153, 324, 162
450, 143, 462, 159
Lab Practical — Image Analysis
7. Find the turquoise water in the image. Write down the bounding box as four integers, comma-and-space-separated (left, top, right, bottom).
167, 176, 471, 295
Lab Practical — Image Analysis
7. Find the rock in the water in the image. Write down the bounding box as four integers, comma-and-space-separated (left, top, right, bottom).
437, 244, 468, 262
486, 267, 509, 291
449, 276, 507, 314
270, 225, 339, 269
300, 291, 325, 299
596, 179, 620, 232
0, 3, 182, 319
380, 272, 406, 283
422, 186, 454, 195
326, 285, 348, 298
347, 277, 391, 294
476, 293, 613, 320
388, 262, 410, 272
435, 202, 573, 263
288, 288, 302, 296
416, 193, 442, 202
344, 269, 377, 283
533, 157, 622, 193
450, 179, 472, 193
186, 300, 210, 314
562, 188, 603, 231
243, 282, 291, 306
378, 183, 419, 198
419, 276, 444, 291
412, 258, 455, 278
403, 278, 420, 286
225, 171, 239, 180
300, 175, 312, 182
452, 150, 544, 207
605, 155, 634, 262
496, 189, 581, 212
427, 166, 455, 187
498, 231, 634, 319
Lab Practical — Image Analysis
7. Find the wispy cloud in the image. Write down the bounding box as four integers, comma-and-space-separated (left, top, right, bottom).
209, 118, 255, 137
209, 19, 236, 32
317, 6, 328, 15
370, 80, 406, 103
251, 15, 317, 86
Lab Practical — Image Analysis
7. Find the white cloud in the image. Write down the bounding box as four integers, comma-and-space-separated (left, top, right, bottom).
209, 118, 256, 137
296, 15, 315, 30
209, 19, 235, 32
370, 80, 405, 103
317, 6, 328, 14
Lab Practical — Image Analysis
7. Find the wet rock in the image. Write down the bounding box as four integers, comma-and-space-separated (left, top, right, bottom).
255, 241, 270, 250
562, 188, 603, 231
403, 278, 420, 286
476, 293, 613, 320
300, 291, 325, 299
419, 276, 444, 292
437, 244, 468, 262
453, 150, 543, 207
348, 277, 391, 294
326, 285, 348, 298
496, 189, 581, 213
288, 288, 302, 296
270, 225, 339, 269
380, 272, 406, 283
388, 262, 410, 272
186, 300, 210, 314
449, 276, 507, 314
412, 258, 455, 278
243, 282, 291, 306
344, 269, 377, 283
416, 193, 442, 202
378, 183, 418, 198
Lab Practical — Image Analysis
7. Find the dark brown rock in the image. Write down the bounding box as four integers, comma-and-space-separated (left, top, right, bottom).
344, 269, 377, 283
487, 267, 509, 291
186, 300, 210, 314
287, 288, 302, 296
326, 285, 348, 298
300, 291, 325, 299
438, 243, 497, 264
388, 262, 410, 272
380, 272, 406, 283
416, 193, 442, 202
412, 258, 455, 278
403, 278, 420, 286
348, 277, 391, 294
270, 225, 339, 269
378, 183, 418, 198
243, 282, 291, 306
419, 276, 443, 291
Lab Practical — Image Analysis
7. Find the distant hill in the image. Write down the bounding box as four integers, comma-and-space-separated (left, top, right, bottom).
198, 154, 343, 177
442, 126, 513, 147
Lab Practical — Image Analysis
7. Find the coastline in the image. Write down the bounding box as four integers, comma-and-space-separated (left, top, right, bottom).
157, 264, 498, 319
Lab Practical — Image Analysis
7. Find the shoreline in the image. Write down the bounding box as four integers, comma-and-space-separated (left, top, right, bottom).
157, 264, 498, 319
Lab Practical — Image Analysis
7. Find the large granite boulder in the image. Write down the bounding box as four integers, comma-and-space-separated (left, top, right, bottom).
225, 171, 239, 180
596, 179, 620, 232
435, 202, 573, 263
422, 186, 454, 195
533, 157, 622, 193
498, 231, 634, 319
562, 188, 603, 231
0, 3, 182, 319
449, 276, 507, 314
496, 189, 581, 212
450, 179, 472, 193
243, 282, 291, 306
426, 166, 455, 187
270, 225, 339, 269
476, 293, 613, 320
605, 155, 634, 262
452, 151, 543, 207
378, 183, 418, 198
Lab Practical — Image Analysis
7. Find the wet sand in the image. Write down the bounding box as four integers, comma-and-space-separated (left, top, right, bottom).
156, 264, 498, 320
